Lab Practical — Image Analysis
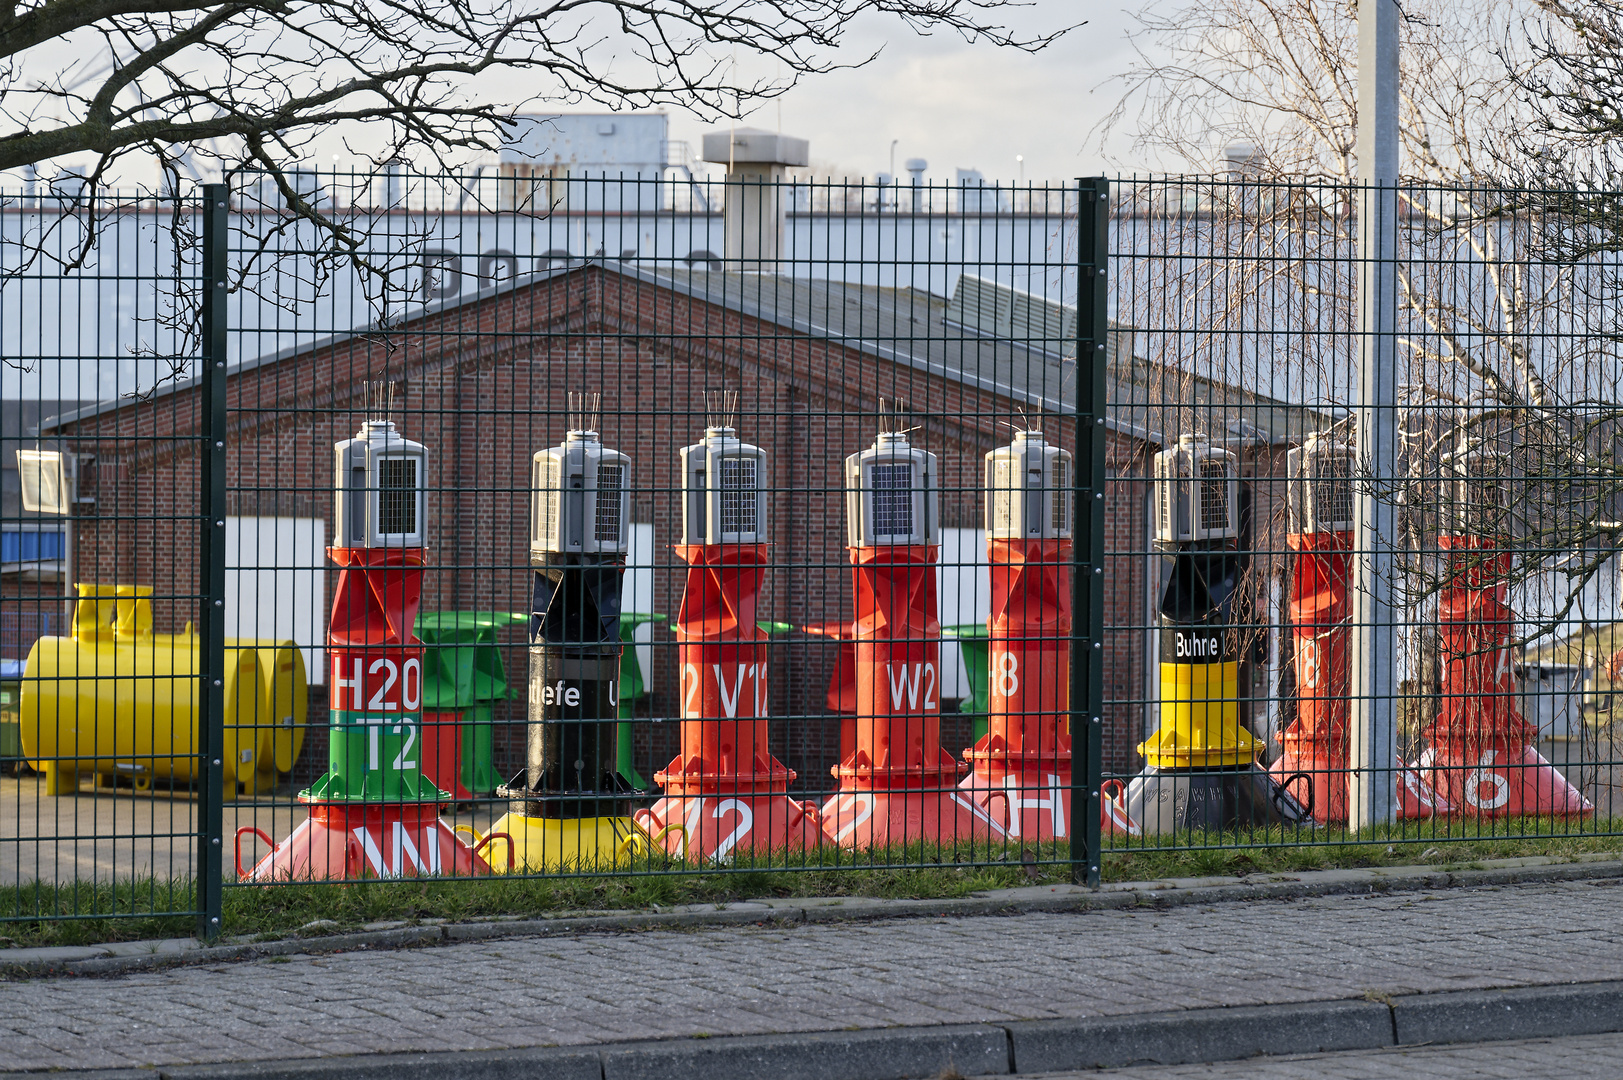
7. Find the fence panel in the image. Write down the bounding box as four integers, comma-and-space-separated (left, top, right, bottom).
206, 171, 1088, 890
2, 187, 211, 927
1104, 175, 1621, 854
8, 169, 1618, 929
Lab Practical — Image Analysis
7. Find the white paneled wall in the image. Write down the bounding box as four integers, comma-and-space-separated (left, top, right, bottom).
225, 517, 326, 683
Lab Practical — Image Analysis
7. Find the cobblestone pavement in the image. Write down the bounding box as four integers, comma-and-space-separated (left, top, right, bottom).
1058, 1031, 1623, 1078
3, 878, 1623, 1072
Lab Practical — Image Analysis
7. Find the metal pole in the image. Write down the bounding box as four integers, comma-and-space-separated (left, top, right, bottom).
1348, 1, 1400, 829
1071, 176, 1108, 886
197, 185, 229, 938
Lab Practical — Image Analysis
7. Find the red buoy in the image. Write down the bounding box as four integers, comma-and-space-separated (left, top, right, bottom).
1269, 434, 1446, 821
959, 430, 1132, 839
634, 418, 820, 859
240, 417, 487, 880
1423, 535, 1591, 817
821, 422, 993, 848
959, 536, 1073, 839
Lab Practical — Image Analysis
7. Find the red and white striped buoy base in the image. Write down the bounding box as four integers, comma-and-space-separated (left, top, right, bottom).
238, 802, 493, 881
957, 763, 1139, 840
820, 779, 999, 849
1422, 740, 1592, 817
633, 790, 821, 862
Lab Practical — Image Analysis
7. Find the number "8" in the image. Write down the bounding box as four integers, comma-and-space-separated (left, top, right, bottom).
994, 652, 1020, 697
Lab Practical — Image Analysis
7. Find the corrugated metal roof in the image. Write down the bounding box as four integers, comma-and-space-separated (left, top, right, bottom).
37, 259, 1336, 448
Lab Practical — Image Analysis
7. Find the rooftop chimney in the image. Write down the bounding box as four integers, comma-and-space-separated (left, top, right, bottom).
700, 127, 809, 270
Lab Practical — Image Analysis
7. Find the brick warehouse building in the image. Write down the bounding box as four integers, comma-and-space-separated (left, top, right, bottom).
24, 259, 1331, 796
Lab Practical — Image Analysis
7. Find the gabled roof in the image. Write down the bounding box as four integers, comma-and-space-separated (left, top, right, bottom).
39, 258, 1332, 448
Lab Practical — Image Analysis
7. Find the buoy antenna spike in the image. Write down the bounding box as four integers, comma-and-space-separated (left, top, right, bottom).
707, 389, 739, 431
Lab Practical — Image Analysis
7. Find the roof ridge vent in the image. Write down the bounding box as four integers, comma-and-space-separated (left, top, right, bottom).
944, 274, 1081, 360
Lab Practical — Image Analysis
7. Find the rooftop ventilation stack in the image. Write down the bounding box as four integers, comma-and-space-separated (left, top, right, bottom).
700, 127, 809, 271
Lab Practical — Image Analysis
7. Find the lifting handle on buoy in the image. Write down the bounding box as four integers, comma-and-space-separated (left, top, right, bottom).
473, 831, 515, 872
1275, 771, 1315, 820
234, 825, 275, 879
619, 822, 684, 860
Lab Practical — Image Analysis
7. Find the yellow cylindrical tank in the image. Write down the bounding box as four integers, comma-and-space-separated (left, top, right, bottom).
226, 640, 311, 795
255, 641, 309, 779
20, 584, 308, 796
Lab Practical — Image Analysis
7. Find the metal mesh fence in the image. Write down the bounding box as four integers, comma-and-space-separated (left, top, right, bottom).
3, 171, 1619, 932
2, 188, 213, 929
1105, 174, 1621, 851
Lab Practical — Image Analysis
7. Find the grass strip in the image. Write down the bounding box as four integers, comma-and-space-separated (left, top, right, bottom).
1, 822, 1619, 951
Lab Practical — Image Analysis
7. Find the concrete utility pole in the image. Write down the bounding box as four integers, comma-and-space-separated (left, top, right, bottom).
1348, 0, 1400, 828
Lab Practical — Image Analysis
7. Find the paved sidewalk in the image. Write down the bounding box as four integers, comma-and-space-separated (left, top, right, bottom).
3, 876, 1623, 1073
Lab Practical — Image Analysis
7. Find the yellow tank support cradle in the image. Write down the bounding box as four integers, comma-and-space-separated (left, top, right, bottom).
21, 583, 308, 796
483, 812, 636, 873
1138, 661, 1258, 768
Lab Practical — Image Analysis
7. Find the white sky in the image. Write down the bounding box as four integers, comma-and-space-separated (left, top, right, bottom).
16, 2, 1177, 187
304, 4, 1162, 183
647, 4, 1160, 183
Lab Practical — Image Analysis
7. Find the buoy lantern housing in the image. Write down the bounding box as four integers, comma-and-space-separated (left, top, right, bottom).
334, 421, 428, 550
529, 423, 630, 558
844, 430, 941, 548
680, 426, 769, 546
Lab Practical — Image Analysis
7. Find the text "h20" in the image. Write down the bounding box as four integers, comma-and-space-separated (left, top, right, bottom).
333, 656, 422, 712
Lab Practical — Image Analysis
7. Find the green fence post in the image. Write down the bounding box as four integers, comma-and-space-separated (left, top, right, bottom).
1071, 176, 1108, 888
197, 184, 229, 939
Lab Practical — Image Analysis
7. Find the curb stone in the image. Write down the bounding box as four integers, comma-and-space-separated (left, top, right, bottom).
1005, 1000, 1395, 1071
598, 1025, 1012, 1080
160, 1047, 603, 1080
14, 982, 1623, 1078
0, 852, 1618, 980
1391, 980, 1623, 1046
